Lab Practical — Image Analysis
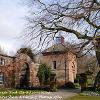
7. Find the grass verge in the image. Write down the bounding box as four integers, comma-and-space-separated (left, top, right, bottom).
64, 95, 100, 100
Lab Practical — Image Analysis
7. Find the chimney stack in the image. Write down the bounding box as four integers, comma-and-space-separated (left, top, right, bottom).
55, 36, 64, 44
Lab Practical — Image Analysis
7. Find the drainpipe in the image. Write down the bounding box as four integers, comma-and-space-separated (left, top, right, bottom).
65, 58, 67, 84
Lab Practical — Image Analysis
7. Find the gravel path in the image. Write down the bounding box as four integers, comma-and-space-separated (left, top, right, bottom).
0, 89, 80, 100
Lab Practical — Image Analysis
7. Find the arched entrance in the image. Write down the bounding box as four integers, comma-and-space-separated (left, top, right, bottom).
20, 63, 30, 88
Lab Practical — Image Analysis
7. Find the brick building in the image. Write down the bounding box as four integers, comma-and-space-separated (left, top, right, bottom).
38, 36, 77, 86
0, 36, 77, 88
0, 53, 39, 88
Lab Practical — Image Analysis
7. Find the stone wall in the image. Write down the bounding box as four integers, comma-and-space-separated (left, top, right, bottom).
14, 53, 39, 88
0, 53, 39, 88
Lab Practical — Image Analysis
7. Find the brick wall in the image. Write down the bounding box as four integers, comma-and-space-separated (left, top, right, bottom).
0, 53, 39, 88
15, 53, 39, 88
40, 51, 77, 86
0, 55, 15, 88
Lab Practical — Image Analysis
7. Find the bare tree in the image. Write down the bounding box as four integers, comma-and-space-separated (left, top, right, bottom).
0, 46, 6, 55
25, 0, 100, 87
77, 55, 99, 75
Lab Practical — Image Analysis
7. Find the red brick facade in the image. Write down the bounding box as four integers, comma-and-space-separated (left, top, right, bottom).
40, 51, 77, 86
0, 53, 39, 88
0, 44, 77, 88
39, 43, 77, 86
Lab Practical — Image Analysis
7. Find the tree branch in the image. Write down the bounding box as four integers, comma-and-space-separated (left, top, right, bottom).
83, 16, 100, 29
41, 23, 93, 40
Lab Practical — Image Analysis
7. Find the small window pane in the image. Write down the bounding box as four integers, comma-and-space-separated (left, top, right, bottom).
53, 61, 56, 69
0, 58, 5, 65
0, 74, 4, 84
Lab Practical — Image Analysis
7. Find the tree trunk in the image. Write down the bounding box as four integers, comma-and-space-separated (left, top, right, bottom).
95, 37, 100, 66
94, 38, 100, 90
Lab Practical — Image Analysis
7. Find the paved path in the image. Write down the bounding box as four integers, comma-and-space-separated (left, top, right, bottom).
0, 89, 80, 100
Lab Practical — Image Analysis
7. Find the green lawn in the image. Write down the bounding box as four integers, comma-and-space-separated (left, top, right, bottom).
0, 89, 46, 97
64, 95, 100, 100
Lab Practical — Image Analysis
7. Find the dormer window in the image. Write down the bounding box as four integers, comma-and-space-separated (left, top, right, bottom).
0, 58, 5, 65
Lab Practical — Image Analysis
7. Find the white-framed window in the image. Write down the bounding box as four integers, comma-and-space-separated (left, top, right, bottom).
0, 74, 4, 84
0, 58, 5, 65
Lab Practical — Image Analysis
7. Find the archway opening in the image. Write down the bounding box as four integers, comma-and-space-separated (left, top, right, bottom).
20, 63, 30, 88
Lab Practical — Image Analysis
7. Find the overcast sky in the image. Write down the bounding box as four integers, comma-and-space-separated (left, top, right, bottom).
0, 0, 28, 55
0, 0, 80, 55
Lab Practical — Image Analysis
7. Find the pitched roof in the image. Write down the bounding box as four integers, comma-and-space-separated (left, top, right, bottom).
42, 42, 80, 55
43, 44, 68, 53
42, 42, 78, 55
